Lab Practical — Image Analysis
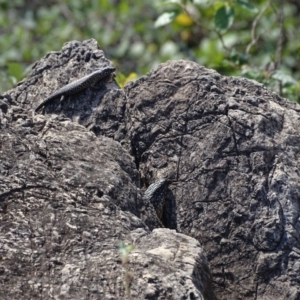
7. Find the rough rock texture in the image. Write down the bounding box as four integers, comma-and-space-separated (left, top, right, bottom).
124, 61, 300, 299
130, 228, 215, 300
0, 40, 215, 300
1, 39, 300, 299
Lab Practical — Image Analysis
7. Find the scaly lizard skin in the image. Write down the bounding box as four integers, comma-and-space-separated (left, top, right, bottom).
143, 178, 170, 221
35, 66, 116, 112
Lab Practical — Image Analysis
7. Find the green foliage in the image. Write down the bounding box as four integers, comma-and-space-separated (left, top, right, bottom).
0, 0, 299, 103
118, 242, 134, 300
118, 242, 134, 261
154, 0, 300, 102
236, 0, 257, 12
214, 4, 235, 32
155, 11, 179, 28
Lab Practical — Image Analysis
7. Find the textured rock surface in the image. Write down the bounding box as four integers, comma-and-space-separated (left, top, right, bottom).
123, 61, 300, 299
0, 40, 215, 300
1, 38, 300, 299
130, 228, 215, 300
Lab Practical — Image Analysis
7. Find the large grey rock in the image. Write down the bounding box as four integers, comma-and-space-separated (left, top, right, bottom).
123, 60, 300, 299
130, 228, 215, 300
0, 40, 215, 300
1, 38, 300, 299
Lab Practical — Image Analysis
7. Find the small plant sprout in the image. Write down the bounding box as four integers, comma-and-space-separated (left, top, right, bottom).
118, 242, 134, 300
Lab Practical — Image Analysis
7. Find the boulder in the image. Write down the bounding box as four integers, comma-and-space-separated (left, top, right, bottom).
1, 38, 300, 299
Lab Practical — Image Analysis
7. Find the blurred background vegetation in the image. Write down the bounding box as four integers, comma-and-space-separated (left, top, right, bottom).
1, 0, 299, 102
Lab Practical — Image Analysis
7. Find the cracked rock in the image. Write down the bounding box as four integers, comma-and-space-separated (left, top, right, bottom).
1, 39, 300, 299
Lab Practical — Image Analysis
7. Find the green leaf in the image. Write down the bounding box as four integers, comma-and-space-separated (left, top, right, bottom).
236, 0, 258, 13
7, 62, 23, 80
271, 70, 297, 86
118, 242, 134, 257
154, 11, 178, 28
241, 68, 264, 81
230, 51, 249, 65
162, 0, 182, 3
192, 0, 209, 5
214, 5, 235, 32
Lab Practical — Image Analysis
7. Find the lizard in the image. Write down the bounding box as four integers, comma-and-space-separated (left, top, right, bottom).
35, 66, 116, 113
143, 178, 170, 221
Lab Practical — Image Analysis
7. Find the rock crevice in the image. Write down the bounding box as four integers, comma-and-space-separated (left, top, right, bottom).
1, 39, 299, 299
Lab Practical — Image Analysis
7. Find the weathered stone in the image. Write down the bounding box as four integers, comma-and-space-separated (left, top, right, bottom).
123, 60, 300, 299
129, 228, 216, 300
1, 38, 300, 299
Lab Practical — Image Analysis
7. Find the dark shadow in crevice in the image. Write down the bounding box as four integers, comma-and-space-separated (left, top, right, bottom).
162, 188, 177, 230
